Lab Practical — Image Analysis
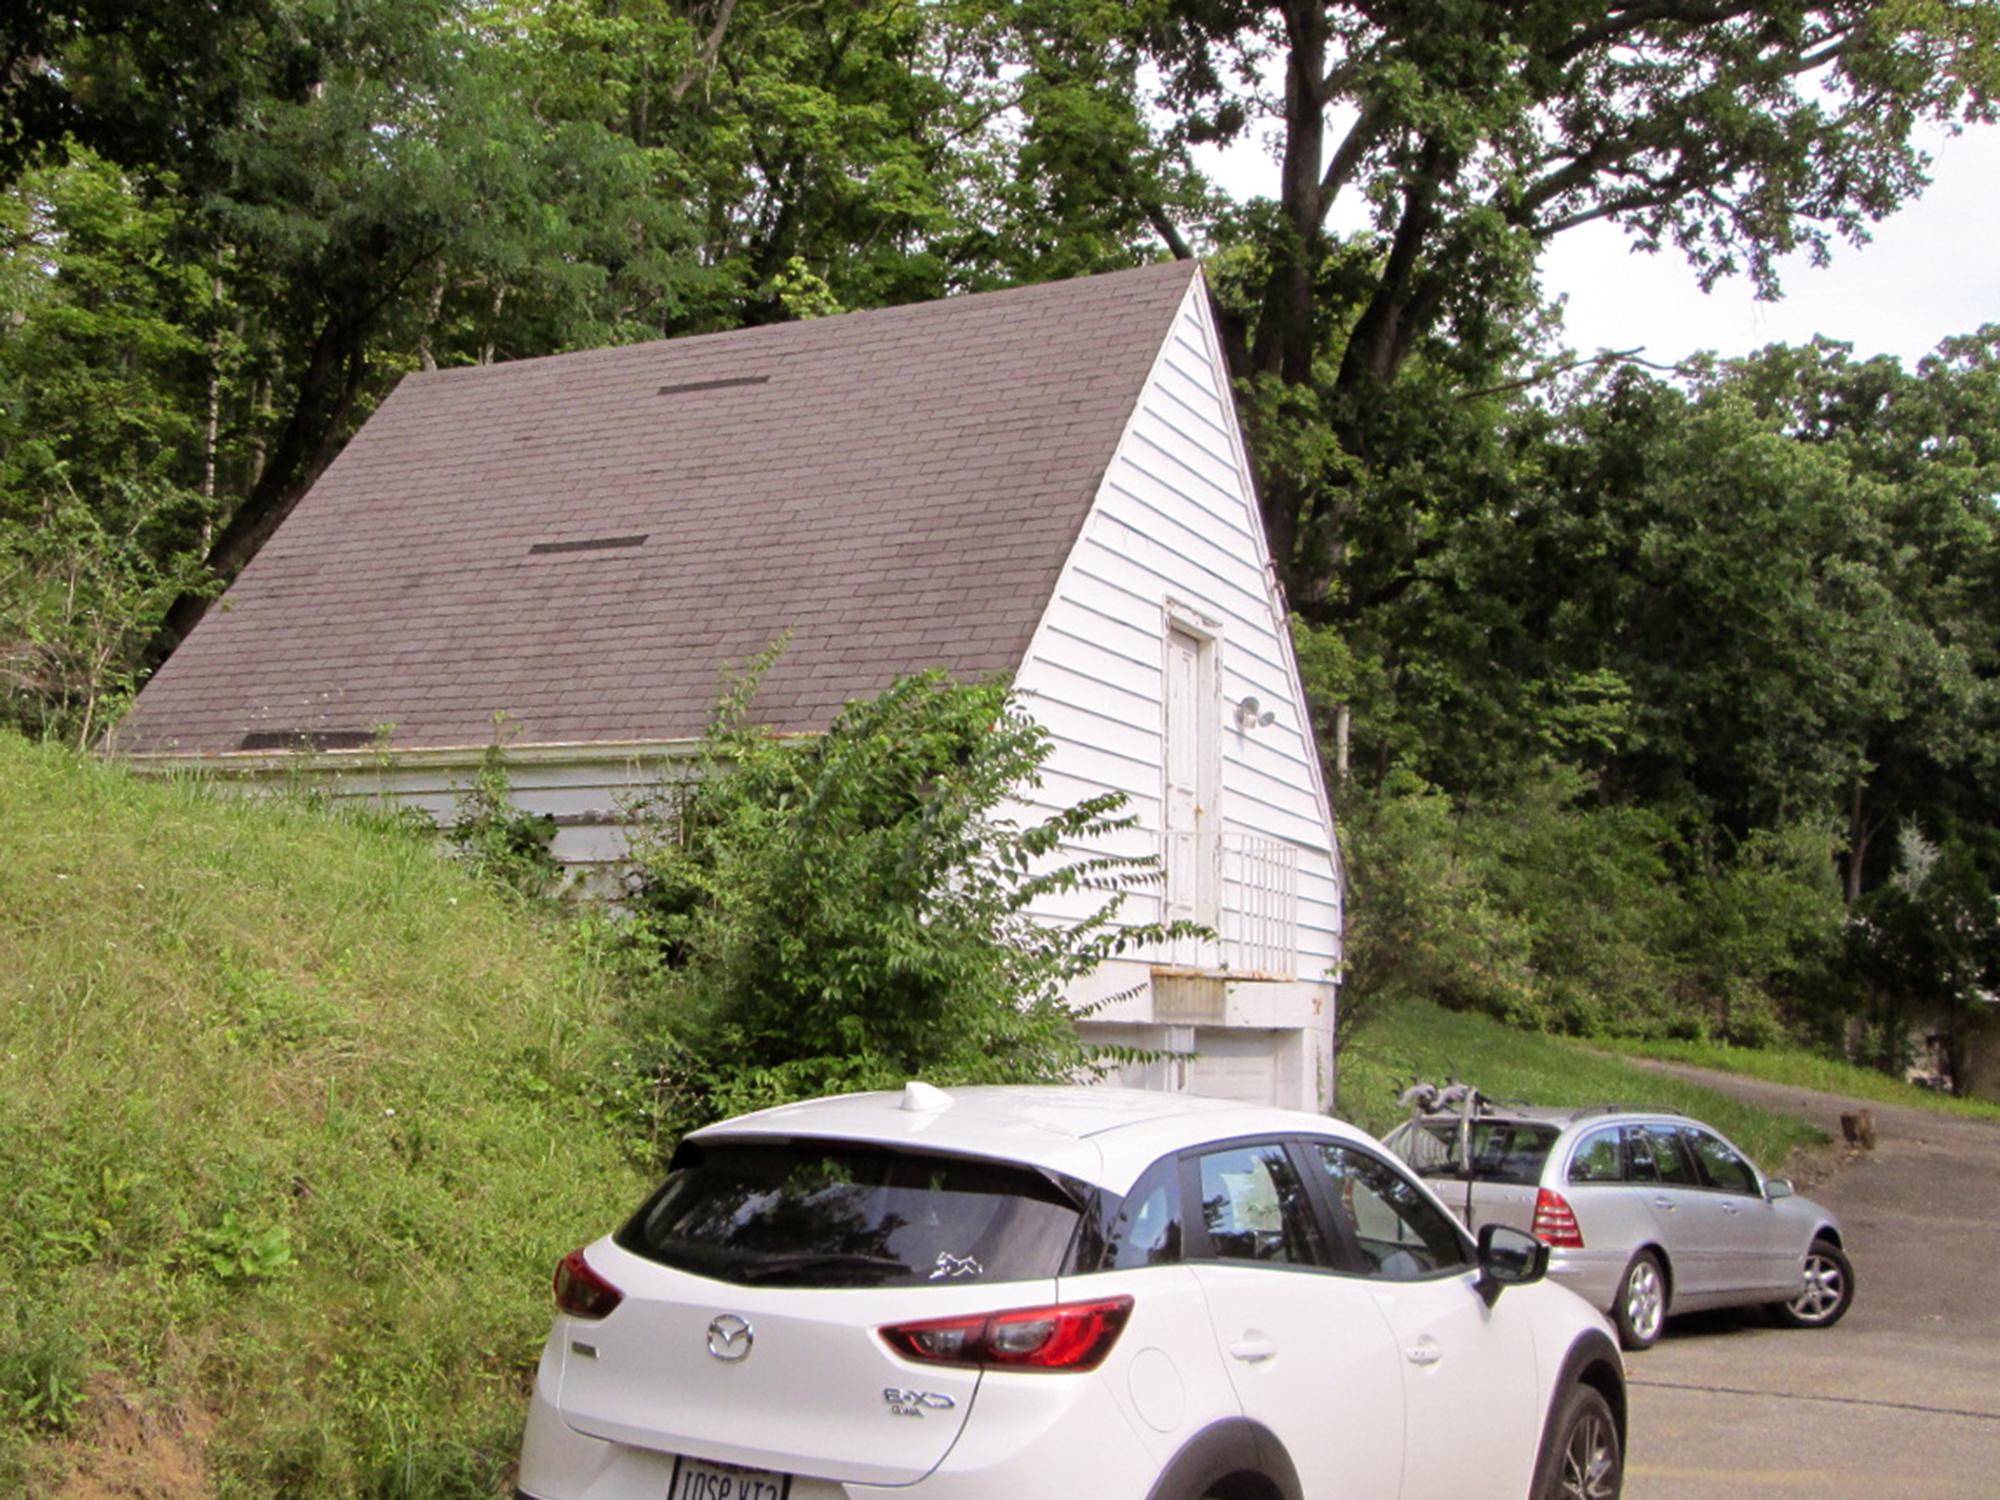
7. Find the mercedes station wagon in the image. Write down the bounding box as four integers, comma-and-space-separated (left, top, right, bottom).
517, 1085, 1627, 1500
1382, 1106, 1853, 1351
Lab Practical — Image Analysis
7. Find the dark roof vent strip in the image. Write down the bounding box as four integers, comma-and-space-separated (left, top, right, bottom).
528, 534, 649, 556
239, 730, 377, 752
657, 375, 769, 395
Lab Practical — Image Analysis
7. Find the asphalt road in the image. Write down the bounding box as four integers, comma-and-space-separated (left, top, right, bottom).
1613, 1061, 2000, 1498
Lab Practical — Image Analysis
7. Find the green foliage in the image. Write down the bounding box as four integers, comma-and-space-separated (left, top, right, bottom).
1332, 761, 1845, 1046
0, 1306, 89, 1437
0, 732, 646, 1494
174, 1209, 296, 1285
619, 666, 1187, 1143
0, 152, 216, 743
448, 716, 561, 900
1848, 823, 2000, 1082
0, 485, 213, 746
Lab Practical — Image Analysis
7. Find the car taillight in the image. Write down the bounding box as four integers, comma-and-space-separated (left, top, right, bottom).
881, 1295, 1134, 1372
1532, 1188, 1585, 1249
553, 1248, 623, 1319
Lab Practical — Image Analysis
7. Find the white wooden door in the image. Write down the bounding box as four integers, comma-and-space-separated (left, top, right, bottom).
1162, 625, 1218, 956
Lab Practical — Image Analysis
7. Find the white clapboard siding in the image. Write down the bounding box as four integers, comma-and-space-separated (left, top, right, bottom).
137, 743, 693, 872
1005, 276, 1343, 986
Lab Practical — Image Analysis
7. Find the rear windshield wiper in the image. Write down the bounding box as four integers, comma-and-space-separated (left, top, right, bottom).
732, 1252, 911, 1283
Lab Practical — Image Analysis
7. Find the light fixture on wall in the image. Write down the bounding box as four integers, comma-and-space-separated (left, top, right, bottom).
1234, 696, 1275, 731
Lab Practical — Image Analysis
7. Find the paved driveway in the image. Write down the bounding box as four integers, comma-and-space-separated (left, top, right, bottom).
1615, 1061, 2000, 1497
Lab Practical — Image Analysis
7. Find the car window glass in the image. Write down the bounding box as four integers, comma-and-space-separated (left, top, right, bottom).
1390, 1119, 1560, 1184
1567, 1127, 1623, 1184
1622, 1127, 1660, 1183
1641, 1125, 1699, 1186
1194, 1143, 1327, 1267
1099, 1159, 1182, 1271
1311, 1142, 1469, 1279
618, 1139, 1081, 1287
1685, 1130, 1758, 1195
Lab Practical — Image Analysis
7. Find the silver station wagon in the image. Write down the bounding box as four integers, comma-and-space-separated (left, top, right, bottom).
1382, 1106, 1854, 1350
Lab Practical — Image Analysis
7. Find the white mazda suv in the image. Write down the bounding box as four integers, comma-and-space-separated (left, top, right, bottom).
517, 1084, 1626, 1500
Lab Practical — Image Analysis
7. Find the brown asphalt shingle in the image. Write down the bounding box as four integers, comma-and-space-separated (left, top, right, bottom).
115, 260, 1200, 755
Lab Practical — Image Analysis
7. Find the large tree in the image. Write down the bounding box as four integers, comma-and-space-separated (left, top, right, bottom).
1114, 0, 2000, 602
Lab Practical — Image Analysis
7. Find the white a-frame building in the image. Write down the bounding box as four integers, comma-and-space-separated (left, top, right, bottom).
116, 261, 1345, 1109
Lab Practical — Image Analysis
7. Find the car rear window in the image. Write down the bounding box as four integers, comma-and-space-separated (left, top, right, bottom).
615, 1138, 1084, 1288
1392, 1120, 1561, 1184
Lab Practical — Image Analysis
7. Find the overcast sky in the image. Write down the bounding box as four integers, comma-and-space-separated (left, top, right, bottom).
1191, 121, 2000, 369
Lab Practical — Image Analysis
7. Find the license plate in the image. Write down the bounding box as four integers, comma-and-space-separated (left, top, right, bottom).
667, 1455, 792, 1500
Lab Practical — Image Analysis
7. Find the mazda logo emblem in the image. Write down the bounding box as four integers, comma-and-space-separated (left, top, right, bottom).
706, 1314, 753, 1362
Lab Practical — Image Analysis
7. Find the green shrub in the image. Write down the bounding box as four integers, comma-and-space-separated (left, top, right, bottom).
618, 668, 1190, 1143
447, 717, 561, 900
1337, 765, 1844, 1043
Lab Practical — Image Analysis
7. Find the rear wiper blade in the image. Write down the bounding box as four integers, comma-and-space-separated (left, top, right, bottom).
734, 1252, 910, 1282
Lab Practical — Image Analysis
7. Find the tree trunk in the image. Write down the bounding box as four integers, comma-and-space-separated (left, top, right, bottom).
153, 313, 371, 655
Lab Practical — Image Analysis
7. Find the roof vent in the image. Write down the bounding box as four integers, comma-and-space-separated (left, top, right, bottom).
899, 1081, 952, 1113
528, 534, 648, 556
657, 375, 768, 396
238, 729, 375, 752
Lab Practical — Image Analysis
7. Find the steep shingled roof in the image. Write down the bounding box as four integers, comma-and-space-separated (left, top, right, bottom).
115, 260, 1201, 755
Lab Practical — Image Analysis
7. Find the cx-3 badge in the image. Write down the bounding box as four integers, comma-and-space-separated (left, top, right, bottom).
706, 1315, 753, 1362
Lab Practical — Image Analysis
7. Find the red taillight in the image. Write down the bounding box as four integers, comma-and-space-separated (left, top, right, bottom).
881, 1295, 1134, 1372
553, 1248, 623, 1319
1532, 1188, 1585, 1249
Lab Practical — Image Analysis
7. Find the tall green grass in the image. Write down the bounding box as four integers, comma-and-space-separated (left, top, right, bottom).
1337, 998, 1825, 1169
1596, 1036, 2000, 1122
0, 735, 648, 1495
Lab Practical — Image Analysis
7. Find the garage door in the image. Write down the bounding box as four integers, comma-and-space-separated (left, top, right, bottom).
1184, 1028, 1281, 1104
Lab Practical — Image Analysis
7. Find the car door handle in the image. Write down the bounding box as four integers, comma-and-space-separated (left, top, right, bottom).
1720, 1202, 1740, 1215
1652, 1197, 1674, 1211
1228, 1337, 1278, 1364
1406, 1336, 1442, 1367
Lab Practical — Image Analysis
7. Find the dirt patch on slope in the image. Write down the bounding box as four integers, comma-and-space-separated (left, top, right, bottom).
40, 1378, 214, 1499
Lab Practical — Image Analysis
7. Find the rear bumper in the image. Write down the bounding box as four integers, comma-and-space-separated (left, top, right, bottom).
517, 1346, 1160, 1500
1546, 1248, 1629, 1315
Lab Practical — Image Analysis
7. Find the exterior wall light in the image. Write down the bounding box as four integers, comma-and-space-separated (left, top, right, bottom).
1234, 696, 1275, 730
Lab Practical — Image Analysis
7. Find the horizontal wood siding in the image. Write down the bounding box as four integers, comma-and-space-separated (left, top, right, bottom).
1008, 281, 1342, 981
177, 752, 678, 871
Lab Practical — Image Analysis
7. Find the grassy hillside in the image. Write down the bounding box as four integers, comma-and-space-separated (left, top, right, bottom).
1338, 998, 1826, 1170
1598, 1036, 2000, 1122
0, 736, 648, 1496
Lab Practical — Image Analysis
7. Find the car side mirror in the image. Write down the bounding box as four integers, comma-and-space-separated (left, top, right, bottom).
1475, 1223, 1549, 1306
1764, 1177, 1794, 1201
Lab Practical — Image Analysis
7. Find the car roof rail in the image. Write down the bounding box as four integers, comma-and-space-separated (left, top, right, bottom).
1568, 1104, 1687, 1119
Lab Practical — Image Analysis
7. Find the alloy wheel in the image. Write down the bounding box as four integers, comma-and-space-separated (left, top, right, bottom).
1559, 1408, 1619, 1500
1624, 1260, 1664, 1343
1789, 1249, 1846, 1323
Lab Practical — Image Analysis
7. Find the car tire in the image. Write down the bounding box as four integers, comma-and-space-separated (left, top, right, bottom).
1534, 1383, 1623, 1500
1612, 1250, 1666, 1351
1767, 1237, 1854, 1329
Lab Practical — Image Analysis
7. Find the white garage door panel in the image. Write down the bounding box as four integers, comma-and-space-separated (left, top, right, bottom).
1185, 1031, 1280, 1105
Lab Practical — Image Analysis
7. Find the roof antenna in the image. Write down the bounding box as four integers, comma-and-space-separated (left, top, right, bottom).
900, 1081, 952, 1113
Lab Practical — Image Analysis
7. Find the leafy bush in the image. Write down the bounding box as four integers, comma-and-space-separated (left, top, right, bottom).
1848, 823, 2000, 1087
1338, 764, 1843, 1043
447, 717, 560, 899
617, 668, 1188, 1142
